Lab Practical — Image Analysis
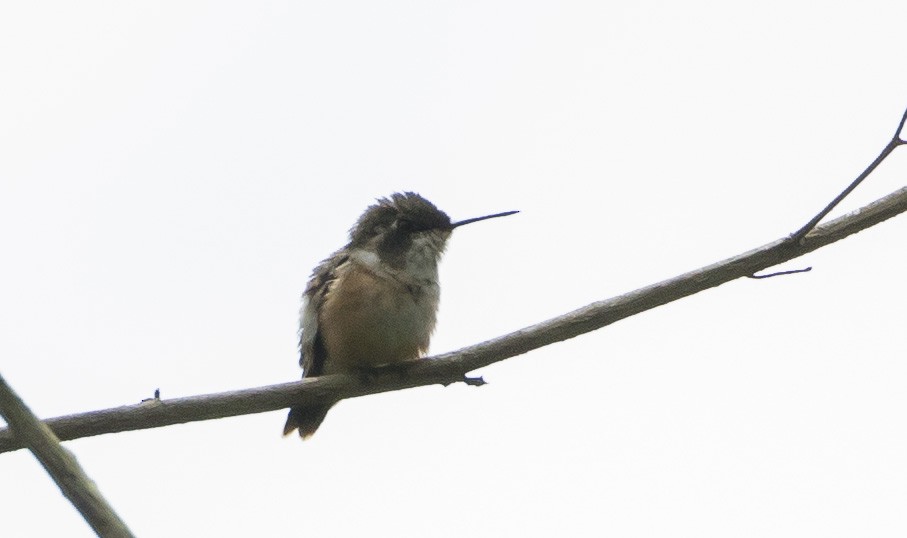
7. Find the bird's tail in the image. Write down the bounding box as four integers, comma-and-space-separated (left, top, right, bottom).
283, 405, 333, 440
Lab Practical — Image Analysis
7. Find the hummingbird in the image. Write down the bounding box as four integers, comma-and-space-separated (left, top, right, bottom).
283, 192, 517, 439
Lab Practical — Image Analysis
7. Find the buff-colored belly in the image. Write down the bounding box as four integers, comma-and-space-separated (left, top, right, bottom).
319, 264, 438, 372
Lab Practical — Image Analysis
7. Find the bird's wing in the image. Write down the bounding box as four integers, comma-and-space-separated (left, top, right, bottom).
299, 250, 348, 378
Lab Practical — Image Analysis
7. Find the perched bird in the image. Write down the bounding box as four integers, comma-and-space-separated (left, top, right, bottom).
283, 192, 517, 439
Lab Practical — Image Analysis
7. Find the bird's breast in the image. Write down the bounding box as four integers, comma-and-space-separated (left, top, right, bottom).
318, 257, 440, 372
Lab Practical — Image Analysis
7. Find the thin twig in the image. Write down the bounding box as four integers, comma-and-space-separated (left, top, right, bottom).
790, 106, 907, 243
0, 185, 905, 454
463, 376, 487, 387
748, 267, 812, 279
0, 373, 134, 537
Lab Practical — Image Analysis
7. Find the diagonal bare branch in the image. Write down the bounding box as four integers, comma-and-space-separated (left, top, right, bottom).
0, 184, 905, 455
0, 373, 134, 536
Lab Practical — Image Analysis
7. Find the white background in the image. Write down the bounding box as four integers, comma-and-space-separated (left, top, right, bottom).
2, 2, 906, 536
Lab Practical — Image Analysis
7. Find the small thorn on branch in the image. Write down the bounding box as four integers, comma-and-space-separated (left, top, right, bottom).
748, 266, 812, 279
141, 388, 162, 404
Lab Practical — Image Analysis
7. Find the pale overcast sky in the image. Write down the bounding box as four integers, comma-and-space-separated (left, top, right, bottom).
2, 2, 906, 536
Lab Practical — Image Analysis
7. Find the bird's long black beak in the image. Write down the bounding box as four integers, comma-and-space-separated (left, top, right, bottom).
450, 210, 519, 229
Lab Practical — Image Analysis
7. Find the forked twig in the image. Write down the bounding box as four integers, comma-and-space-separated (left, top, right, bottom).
747, 106, 907, 280
789, 107, 907, 244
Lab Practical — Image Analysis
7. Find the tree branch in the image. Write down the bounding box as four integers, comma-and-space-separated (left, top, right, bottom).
1, 184, 905, 454
0, 373, 134, 536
